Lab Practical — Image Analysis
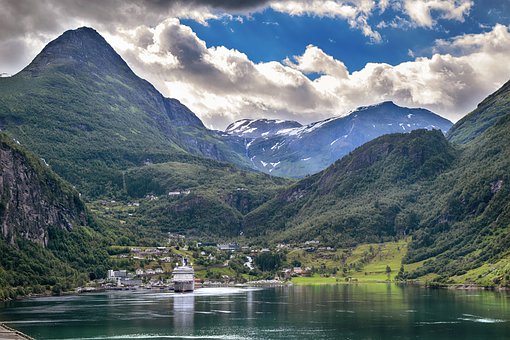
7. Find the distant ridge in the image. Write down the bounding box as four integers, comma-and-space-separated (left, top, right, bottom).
226, 101, 453, 178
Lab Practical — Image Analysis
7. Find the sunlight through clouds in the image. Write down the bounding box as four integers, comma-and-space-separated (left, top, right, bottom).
0, 0, 507, 128
106, 19, 510, 128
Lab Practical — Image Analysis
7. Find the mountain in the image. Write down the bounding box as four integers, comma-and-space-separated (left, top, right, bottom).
0, 133, 110, 299
0, 26, 293, 240
227, 101, 453, 177
121, 159, 291, 239
448, 79, 510, 144
225, 119, 302, 139
243, 129, 457, 244
0, 27, 247, 197
243, 80, 510, 283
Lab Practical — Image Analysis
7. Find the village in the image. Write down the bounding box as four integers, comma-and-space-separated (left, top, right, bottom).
92, 233, 345, 291
88, 199, 407, 292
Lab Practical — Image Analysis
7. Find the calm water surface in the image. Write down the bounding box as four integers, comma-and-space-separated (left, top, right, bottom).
1, 285, 509, 339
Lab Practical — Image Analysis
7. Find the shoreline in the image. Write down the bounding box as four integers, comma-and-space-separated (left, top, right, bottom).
0, 322, 34, 340
2, 280, 508, 303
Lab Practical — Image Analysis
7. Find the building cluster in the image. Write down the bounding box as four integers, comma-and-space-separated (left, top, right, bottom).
106, 269, 142, 287
168, 190, 191, 196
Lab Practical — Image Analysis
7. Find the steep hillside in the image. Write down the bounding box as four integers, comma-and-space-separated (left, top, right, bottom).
0, 27, 246, 197
404, 85, 510, 281
448, 80, 510, 144
243, 129, 457, 245
230, 101, 452, 177
0, 134, 87, 245
90, 159, 292, 241
243, 80, 510, 283
0, 134, 110, 299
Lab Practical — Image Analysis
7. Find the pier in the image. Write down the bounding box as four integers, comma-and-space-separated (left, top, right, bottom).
0, 323, 34, 340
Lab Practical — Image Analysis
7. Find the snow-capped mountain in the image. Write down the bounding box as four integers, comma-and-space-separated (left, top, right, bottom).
225, 118, 303, 139
226, 101, 453, 177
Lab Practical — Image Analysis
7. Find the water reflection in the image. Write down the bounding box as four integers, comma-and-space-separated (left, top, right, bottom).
1, 286, 509, 339
172, 293, 194, 332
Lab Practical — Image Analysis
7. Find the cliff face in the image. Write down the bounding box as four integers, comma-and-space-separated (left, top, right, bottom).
0, 134, 87, 246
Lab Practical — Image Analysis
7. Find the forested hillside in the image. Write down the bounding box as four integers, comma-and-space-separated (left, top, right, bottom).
0, 27, 248, 197
243, 80, 510, 282
0, 134, 110, 299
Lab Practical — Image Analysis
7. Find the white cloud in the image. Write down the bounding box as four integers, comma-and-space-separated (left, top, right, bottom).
284, 44, 349, 79
0, 0, 506, 129
269, 0, 383, 42
109, 21, 510, 128
403, 0, 473, 27
0, 0, 482, 76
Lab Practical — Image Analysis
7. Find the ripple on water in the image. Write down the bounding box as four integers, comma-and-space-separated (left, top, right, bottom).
57, 335, 252, 340
458, 314, 506, 323
416, 321, 461, 325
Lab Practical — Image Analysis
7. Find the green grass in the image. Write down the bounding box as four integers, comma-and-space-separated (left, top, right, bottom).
288, 240, 427, 285
291, 275, 340, 285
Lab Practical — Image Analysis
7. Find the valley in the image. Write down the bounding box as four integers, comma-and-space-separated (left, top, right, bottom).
0, 27, 510, 301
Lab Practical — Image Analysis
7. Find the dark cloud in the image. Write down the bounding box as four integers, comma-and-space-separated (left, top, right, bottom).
147, 0, 270, 11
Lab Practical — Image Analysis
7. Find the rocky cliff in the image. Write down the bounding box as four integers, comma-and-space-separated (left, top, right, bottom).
0, 134, 87, 246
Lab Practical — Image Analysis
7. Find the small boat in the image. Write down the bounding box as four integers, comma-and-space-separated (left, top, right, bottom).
172, 257, 195, 292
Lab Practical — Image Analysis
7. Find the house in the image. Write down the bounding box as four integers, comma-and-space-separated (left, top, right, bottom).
199, 242, 217, 247
217, 243, 240, 251
293, 267, 303, 275
155, 268, 164, 274
145, 269, 156, 275
121, 278, 142, 287
304, 267, 312, 277
107, 269, 127, 280
305, 240, 320, 245
135, 268, 145, 276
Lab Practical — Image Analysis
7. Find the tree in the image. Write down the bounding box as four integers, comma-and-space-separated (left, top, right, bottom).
255, 252, 283, 272
385, 265, 392, 280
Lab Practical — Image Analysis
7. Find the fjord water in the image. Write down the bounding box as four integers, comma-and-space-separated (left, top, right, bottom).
1, 285, 509, 339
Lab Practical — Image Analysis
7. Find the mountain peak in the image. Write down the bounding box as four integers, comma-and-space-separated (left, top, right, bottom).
21, 26, 130, 76
225, 118, 302, 139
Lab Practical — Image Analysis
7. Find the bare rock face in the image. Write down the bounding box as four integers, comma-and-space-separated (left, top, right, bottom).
0, 135, 87, 246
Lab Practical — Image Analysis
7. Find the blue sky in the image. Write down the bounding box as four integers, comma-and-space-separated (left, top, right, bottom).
1, 0, 510, 128
183, 1, 509, 73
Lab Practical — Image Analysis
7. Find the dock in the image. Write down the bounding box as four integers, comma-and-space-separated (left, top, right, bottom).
0, 323, 34, 340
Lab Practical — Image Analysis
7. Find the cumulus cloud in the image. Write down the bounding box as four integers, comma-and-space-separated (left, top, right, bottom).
0, 0, 507, 128
108, 18, 337, 128
284, 44, 349, 79
0, 0, 478, 68
403, 0, 473, 27
108, 21, 510, 128
269, 0, 382, 42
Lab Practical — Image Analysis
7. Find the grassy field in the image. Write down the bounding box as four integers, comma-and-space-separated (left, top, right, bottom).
289, 239, 428, 284
451, 255, 510, 286
291, 276, 341, 285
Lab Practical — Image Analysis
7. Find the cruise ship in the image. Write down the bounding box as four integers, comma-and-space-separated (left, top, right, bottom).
172, 257, 195, 292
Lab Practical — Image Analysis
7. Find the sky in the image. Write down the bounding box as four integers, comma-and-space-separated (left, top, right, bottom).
0, 1, 509, 129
